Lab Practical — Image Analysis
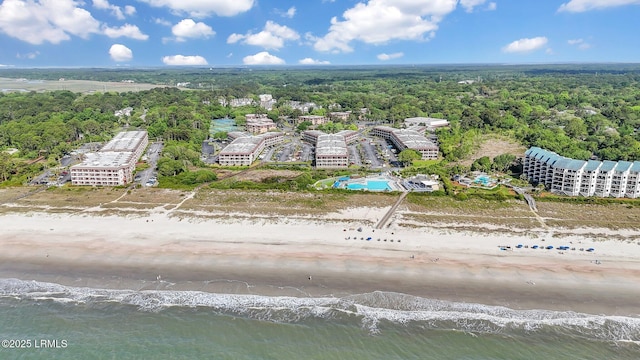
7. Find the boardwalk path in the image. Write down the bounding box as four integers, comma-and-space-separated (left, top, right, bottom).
375, 191, 409, 229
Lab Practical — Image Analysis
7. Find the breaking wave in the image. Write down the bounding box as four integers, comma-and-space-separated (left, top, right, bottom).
1, 278, 639, 343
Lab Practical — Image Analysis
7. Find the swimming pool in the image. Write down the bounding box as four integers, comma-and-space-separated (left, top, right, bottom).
346, 180, 392, 191
474, 175, 493, 186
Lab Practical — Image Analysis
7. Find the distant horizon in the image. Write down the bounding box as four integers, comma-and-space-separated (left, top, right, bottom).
2, 62, 640, 71
1, 1, 640, 67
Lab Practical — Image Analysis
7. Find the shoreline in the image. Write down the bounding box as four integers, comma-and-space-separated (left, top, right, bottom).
2, 211, 640, 316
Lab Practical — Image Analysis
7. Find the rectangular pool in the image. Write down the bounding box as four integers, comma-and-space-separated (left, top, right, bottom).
346, 180, 392, 191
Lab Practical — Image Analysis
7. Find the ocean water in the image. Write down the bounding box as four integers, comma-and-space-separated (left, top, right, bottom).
1, 278, 639, 359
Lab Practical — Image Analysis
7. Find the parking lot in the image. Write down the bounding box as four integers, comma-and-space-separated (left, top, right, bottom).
138, 141, 163, 187
202, 128, 420, 170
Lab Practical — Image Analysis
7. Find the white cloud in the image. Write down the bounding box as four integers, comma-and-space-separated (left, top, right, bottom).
172, 19, 214, 41
568, 38, 591, 50
16, 51, 40, 59
93, 0, 125, 19
124, 5, 136, 16
377, 52, 404, 61
558, 0, 640, 12
103, 24, 149, 40
155, 18, 172, 26
314, 0, 458, 53
299, 58, 330, 65
162, 55, 208, 65
502, 37, 548, 53
109, 44, 133, 61
460, 0, 487, 13
0, 0, 101, 44
139, 0, 255, 17
228, 21, 299, 50
487, 2, 497, 11
227, 33, 245, 44
285, 6, 296, 18
243, 51, 285, 65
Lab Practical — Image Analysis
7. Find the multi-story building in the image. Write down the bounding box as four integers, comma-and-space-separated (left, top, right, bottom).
315, 134, 349, 168
245, 114, 276, 134
218, 132, 284, 166
258, 94, 277, 110
523, 146, 640, 198
71, 131, 148, 186
329, 111, 351, 122
297, 115, 329, 126
371, 126, 439, 160
302, 130, 359, 168
302, 130, 325, 144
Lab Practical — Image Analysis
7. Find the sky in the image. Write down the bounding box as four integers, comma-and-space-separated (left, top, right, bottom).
0, 0, 639, 67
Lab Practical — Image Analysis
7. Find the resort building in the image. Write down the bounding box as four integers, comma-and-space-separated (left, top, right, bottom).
218, 132, 284, 166
245, 114, 277, 134
329, 111, 351, 122
302, 129, 359, 168
282, 101, 320, 114
404, 117, 450, 131
371, 126, 439, 160
258, 94, 276, 110
523, 147, 640, 198
316, 134, 349, 168
301, 130, 325, 144
296, 115, 329, 126
71, 130, 148, 186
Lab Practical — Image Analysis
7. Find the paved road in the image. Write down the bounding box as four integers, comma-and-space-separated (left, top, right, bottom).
140, 142, 163, 186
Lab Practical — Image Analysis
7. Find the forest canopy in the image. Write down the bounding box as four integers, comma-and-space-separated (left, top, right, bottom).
1, 64, 640, 184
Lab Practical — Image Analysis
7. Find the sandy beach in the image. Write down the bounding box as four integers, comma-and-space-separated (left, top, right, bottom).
2, 202, 640, 316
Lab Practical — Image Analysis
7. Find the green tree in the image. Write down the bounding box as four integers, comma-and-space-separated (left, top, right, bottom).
471, 156, 492, 172
492, 153, 517, 172
213, 131, 228, 140
398, 149, 421, 166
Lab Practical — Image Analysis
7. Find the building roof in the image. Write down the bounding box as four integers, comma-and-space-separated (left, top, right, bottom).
600, 160, 617, 172
614, 161, 633, 173
584, 160, 602, 172
316, 134, 348, 156
220, 132, 283, 155
72, 151, 134, 169
631, 161, 640, 173
219, 137, 262, 155
404, 117, 449, 127
303, 130, 325, 138
100, 131, 147, 152
392, 129, 438, 150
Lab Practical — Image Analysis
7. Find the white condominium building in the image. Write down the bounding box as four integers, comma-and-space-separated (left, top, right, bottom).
523, 147, 640, 198
303, 129, 359, 168
71, 130, 148, 186
371, 126, 439, 160
218, 132, 284, 166
316, 134, 349, 168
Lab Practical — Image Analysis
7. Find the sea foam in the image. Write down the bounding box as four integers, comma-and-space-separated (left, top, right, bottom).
1, 278, 639, 342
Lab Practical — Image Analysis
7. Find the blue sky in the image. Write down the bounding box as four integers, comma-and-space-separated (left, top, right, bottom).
0, 0, 639, 67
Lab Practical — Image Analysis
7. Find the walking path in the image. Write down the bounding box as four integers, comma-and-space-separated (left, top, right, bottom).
375, 191, 408, 229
